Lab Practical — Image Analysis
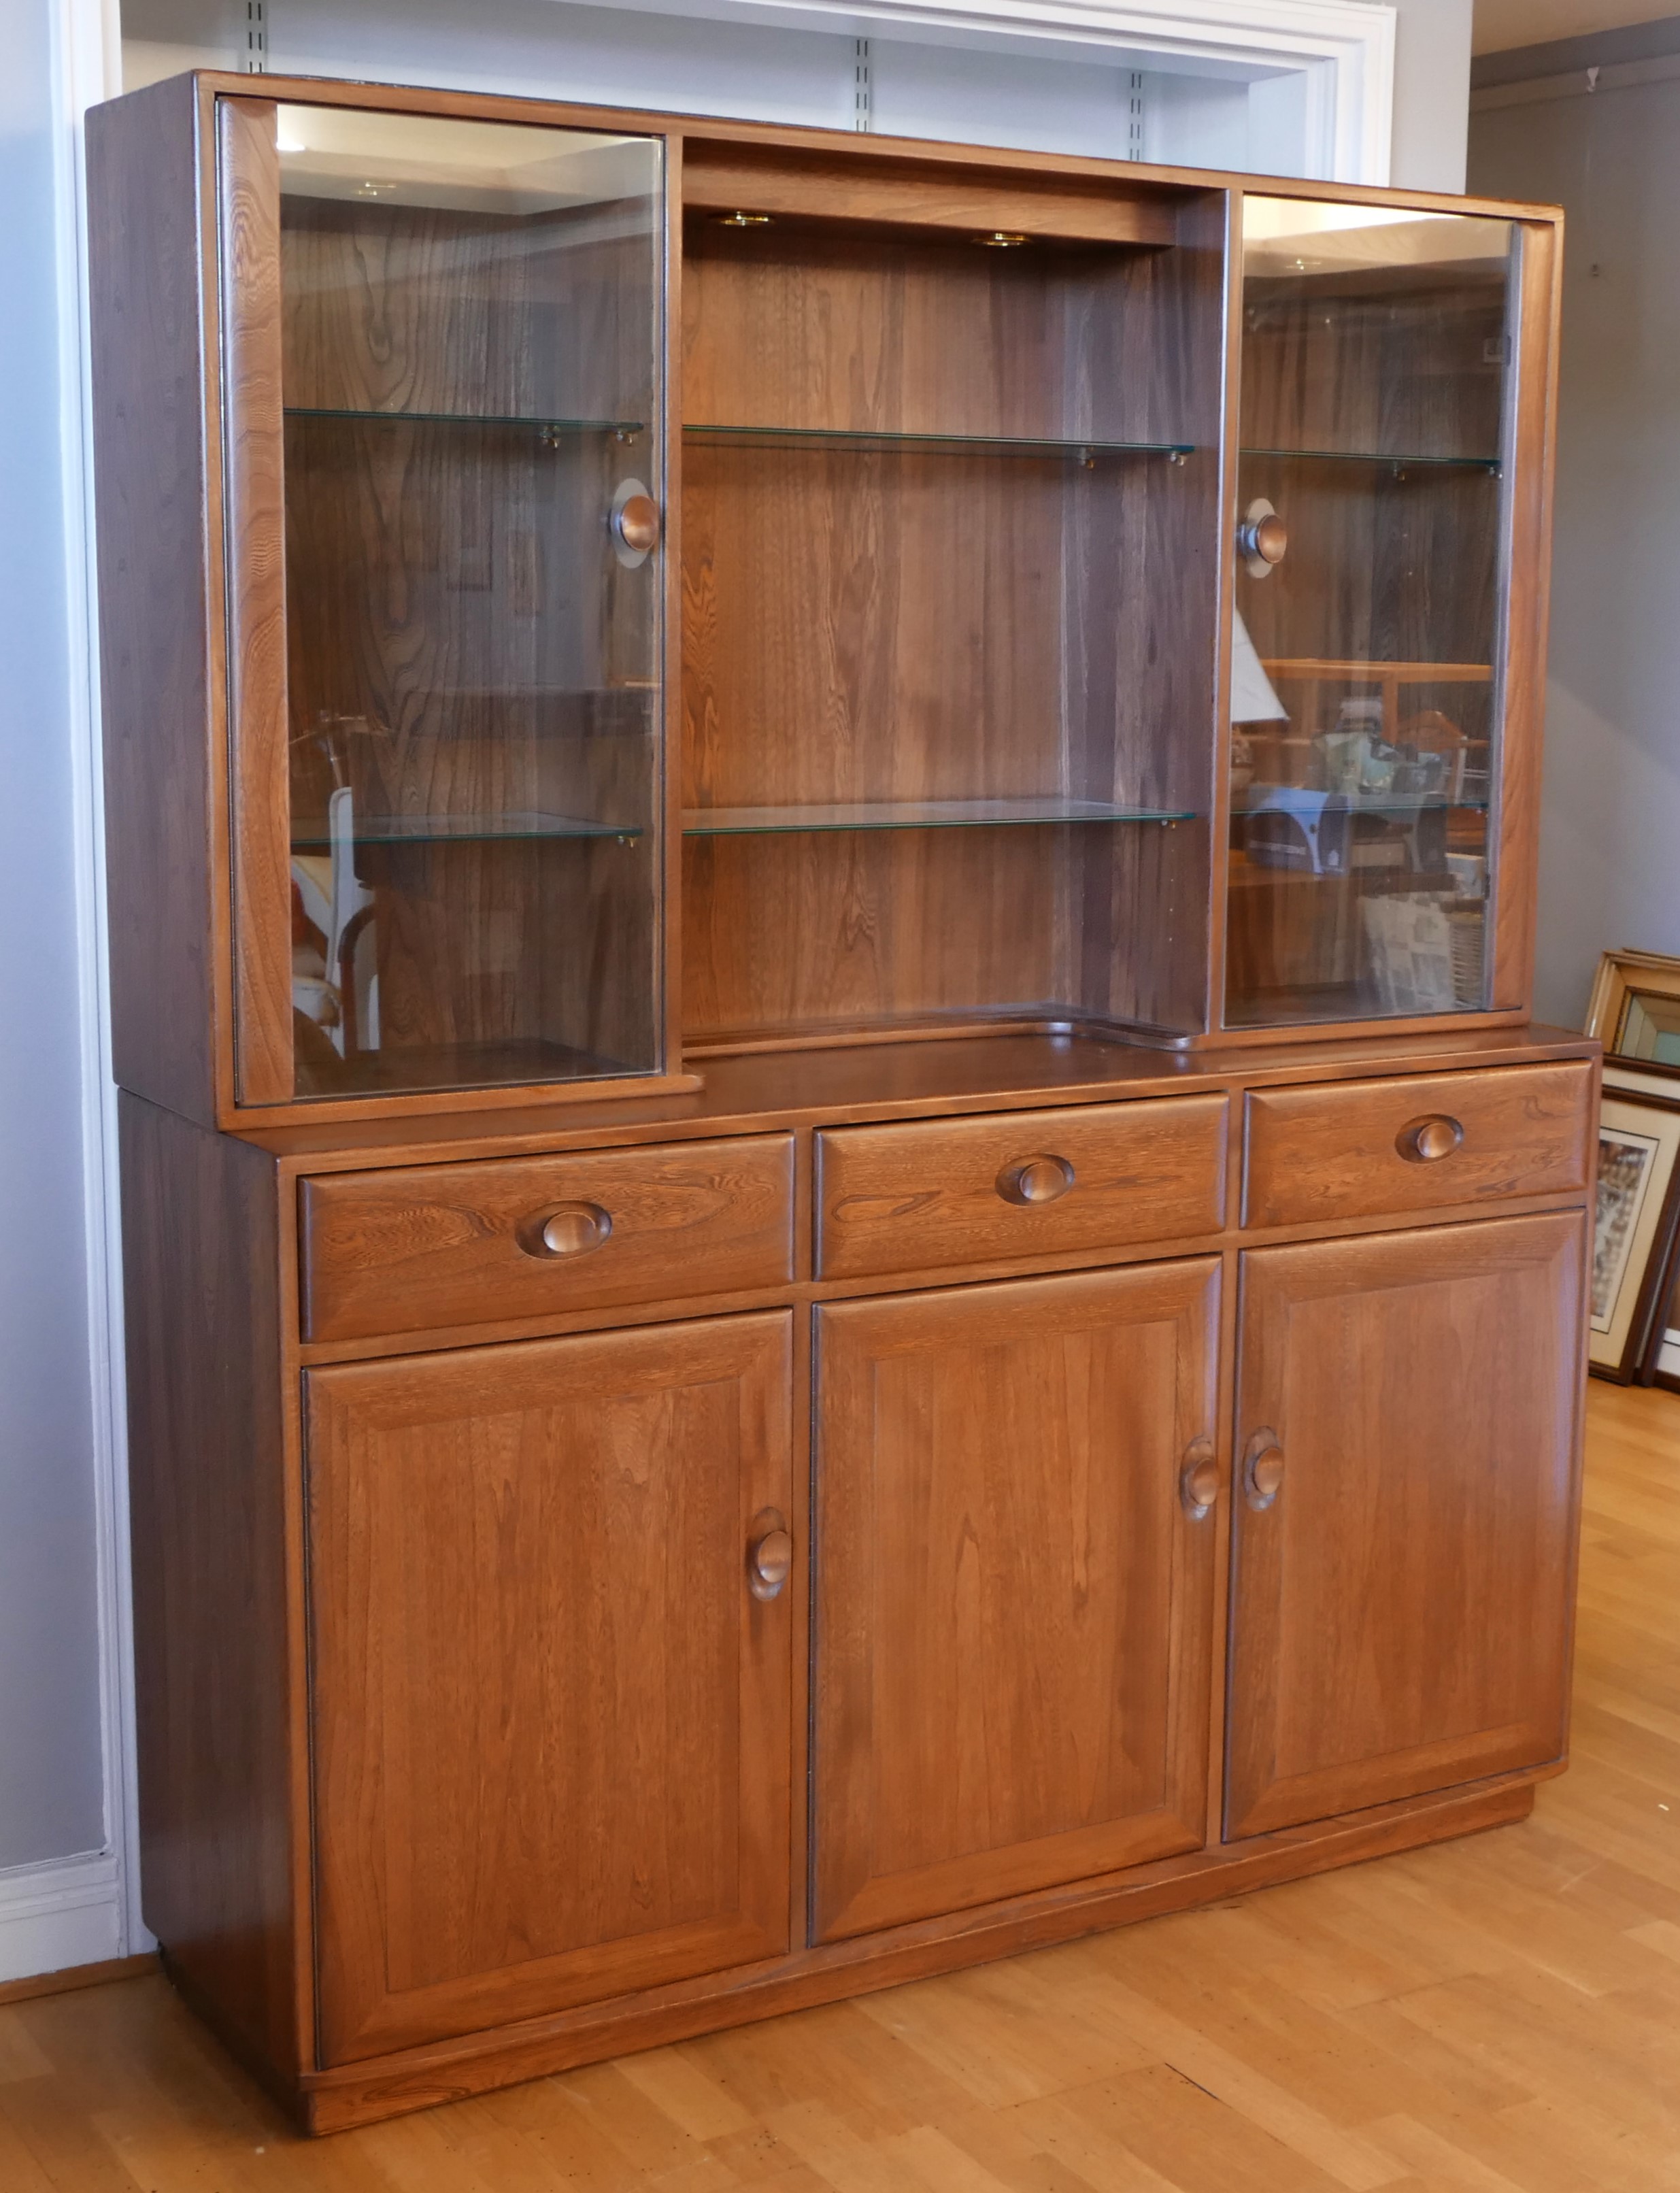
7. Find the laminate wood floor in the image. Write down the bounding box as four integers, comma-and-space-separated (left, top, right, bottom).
5, 1382, 1679, 2191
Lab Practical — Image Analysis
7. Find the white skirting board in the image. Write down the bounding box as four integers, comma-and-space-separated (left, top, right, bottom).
1658, 1331, 1680, 1382
0, 1853, 123, 1986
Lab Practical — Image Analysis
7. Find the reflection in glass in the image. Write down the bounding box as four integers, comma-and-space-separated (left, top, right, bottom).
1225, 199, 1514, 1028
274, 105, 663, 1097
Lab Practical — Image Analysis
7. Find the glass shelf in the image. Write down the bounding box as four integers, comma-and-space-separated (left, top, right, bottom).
291, 810, 643, 849
1241, 445, 1501, 475
683, 797, 1193, 835
285, 407, 648, 437
1232, 787, 1490, 816
684, 424, 1196, 461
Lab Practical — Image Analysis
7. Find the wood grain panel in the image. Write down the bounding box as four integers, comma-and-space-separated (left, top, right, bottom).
813, 1262, 1221, 1940
118, 1094, 302, 2074
300, 1132, 794, 1341
219, 97, 296, 1103
87, 73, 223, 1124
307, 1311, 794, 2062
1226, 1209, 1585, 1837
1491, 219, 1562, 1014
679, 212, 1224, 1045
816, 1094, 1228, 1279
682, 143, 1180, 247
1242, 1060, 1593, 1228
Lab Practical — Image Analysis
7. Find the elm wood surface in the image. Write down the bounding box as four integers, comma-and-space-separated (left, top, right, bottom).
14, 1377, 1678, 2162
116, 1094, 305, 2077
299, 1131, 795, 1341
87, 74, 226, 1128
305, 1312, 794, 2063
1226, 1209, 1586, 1839
814, 1095, 1228, 1280
679, 205, 1222, 1047
234, 1024, 1599, 1169
219, 98, 296, 1105
1490, 218, 1562, 1013
678, 141, 1183, 248
1241, 1060, 1594, 1229
811, 1262, 1222, 1942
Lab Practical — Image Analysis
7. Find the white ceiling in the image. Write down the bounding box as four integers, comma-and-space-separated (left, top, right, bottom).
1474, 0, 1680, 54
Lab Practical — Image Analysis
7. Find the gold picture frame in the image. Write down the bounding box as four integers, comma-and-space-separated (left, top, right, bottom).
1585, 949, 1680, 1070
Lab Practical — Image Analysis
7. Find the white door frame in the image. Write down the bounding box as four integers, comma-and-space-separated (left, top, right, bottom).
28, 0, 1392, 1984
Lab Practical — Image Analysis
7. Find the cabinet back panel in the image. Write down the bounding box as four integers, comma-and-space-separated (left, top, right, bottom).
679, 211, 1224, 1043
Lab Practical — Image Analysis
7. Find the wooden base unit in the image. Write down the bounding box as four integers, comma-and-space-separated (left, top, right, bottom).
89, 70, 1587, 2142
114, 1023, 1596, 2133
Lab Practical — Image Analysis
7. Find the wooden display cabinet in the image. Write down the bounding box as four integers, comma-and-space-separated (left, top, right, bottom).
89, 70, 1597, 2134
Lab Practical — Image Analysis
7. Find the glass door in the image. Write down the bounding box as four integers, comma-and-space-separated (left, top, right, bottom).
230, 102, 665, 1102
1225, 198, 1516, 1030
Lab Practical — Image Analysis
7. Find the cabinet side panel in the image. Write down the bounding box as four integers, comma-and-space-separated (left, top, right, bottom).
119, 1094, 301, 2077
88, 77, 221, 1124
218, 96, 296, 1104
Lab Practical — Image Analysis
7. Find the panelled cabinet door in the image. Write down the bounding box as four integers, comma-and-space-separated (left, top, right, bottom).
812, 1261, 1222, 1943
306, 1313, 792, 2064
1226, 1211, 1585, 1839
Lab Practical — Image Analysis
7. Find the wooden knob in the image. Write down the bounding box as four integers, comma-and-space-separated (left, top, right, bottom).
1243, 1428, 1285, 1510
520, 1201, 613, 1259
1179, 1437, 1220, 1520
747, 1513, 794, 1601
996, 1154, 1076, 1207
613, 492, 660, 555
1237, 499, 1287, 575
1396, 1114, 1464, 1164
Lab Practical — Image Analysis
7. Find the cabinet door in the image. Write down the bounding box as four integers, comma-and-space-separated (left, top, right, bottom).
1226, 1211, 1585, 1839
218, 97, 668, 1105
1225, 195, 1539, 1031
307, 1313, 792, 2064
813, 1262, 1222, 1943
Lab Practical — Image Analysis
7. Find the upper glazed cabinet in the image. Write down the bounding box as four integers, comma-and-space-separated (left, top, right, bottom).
221, 101, 667, 1105
1226, 197, 1528, 1032
103, 86, 1558, 1122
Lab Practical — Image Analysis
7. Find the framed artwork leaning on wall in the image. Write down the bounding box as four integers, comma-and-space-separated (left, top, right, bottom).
1586, 949, 1680, 1071
1592, 1067, 1680, 1381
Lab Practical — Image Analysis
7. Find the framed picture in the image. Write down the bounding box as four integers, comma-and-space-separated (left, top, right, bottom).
1591, 1070, 1680, 1381
1585, 949, 1680, 1072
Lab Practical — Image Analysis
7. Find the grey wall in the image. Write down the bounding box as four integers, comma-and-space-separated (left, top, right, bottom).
1469, 19, 1680, 1026
0, 0, 107, 1867
1392, 0, 1474, 190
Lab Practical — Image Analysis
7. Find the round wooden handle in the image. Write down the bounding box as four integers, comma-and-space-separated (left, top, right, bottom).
1237, 500, 1288, 571
1179, 1437, 1220, 1520
996, 1154, 1076, 1207
613, 492, 660, 555
1396, 1114, 1464, 1164
747, 1514, 794, 1601
1243, 1428, 1285, 1509
520, 1201, 614, 1259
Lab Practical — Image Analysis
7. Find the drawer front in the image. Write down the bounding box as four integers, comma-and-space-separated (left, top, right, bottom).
301, 1135, 795, 1343
816, 1096, 1229, 1281
1242, 1062, 1595, 1231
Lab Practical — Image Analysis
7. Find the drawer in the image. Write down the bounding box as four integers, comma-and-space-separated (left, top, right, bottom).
816, 1096, 1228, 1281
301, 1135, 795, 1343
1242, 1062, 1595, 1231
